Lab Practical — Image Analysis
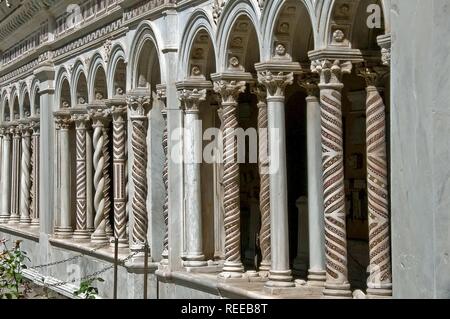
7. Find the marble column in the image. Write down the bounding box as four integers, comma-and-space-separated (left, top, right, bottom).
126, 94, 151, 256
88, 106, 111, 244
179, 88, 207, 267
0, 126, 12, 224
311, 59, 352, 298
9, 124, 21, 224
258, 70, 295, 287
299, 78, 327, 286
253, 86, 271, 274
86, 126, 95, 233
29, 118, 40, 227
19, 122, 32, 225
54, 111, 73, 238
213, 80, 246, 278
359, 68, 392, 297
156, 85, 169, 264
110, 101, 128, 248
293, 197, 309, 277
72, 111, 90, 240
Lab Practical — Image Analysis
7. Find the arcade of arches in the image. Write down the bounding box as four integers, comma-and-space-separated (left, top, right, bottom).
0, 0, 398, 299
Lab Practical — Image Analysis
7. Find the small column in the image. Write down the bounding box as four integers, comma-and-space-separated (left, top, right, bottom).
252, 85, 271, 274
179, 88, 207, 267
257, 68, 295, 287
88, 105, 111, 244
126, 93, 151, 259
311, 59, 353, 298
299, 77, 327, 286
108, 97, 129, 248
156, 85, 169, 264
9, 124, 21, 224
72, 111, 91, 240
359, 67, 392, 298
19, 121, 32, 225
293, 196, 309, 277
213, 79, 247, 278
54, 111, 73, 238
29, 118, 40, 227
86, 125, 95, 233
0, 125, 12, 224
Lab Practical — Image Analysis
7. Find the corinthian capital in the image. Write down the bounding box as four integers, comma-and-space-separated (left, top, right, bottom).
311, 59, 352, 85
54, 111, 72, 130
178, 88, 207, 112
257, 71, 294, 98
213, 80, 246, 104
126, 95, 151, 117
298, 73, 319, 96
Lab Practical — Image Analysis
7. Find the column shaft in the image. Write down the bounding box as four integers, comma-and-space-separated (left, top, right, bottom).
9, 126, 21, 223
19, 124, 32, 224
59, 121, 73, 237
0, 130, 12, 223
30, 120, 40, 227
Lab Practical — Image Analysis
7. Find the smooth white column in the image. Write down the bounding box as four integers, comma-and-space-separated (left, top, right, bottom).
19, 123, 32, 225
0, 127, 12, 223
258, 70, 295, 287
56, 113, 73, 238
9, 125, 21, 224
86, 126, 94, 232
180, 89, 207, 267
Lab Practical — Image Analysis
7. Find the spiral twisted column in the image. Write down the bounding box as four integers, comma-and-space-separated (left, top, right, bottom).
213, 80, 246, 278
257, 68, 295, 287
156, 86, 169, 264
9, 124, 21, 224
252, 85, 271, 274
71, 112, 90, 240
298, 76, 327, 286
311, 59, 353, 298
29, 118, 40, 227
110, 101, 128, 248
359, 68, 392, 298
88, 106, 111, 244
127, 94, 151, 255
19, 122, 32, 225
179, 87, 208, 267
53, 111, 73, 238
0, 126, 12, 224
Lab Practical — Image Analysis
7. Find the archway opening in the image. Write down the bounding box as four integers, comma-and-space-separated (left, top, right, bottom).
113, 59, 127, 95
93, 66, 107, 101
12, 96, 20, 121
60, 79, 71, 108
76, 72, 88, 105
23, 92, 31, 118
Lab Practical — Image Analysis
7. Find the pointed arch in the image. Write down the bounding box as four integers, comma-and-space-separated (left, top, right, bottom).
107, 43, 127, 97
87, 53, 108, 101
55, 66, 72, 108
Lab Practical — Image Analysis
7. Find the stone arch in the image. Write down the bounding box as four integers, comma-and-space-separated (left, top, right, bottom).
10, 87, 20, 121
29, 78, 40, 116
107, 43, 127, 97
216, 0, 262, 73
55, 67, 72, 108
1, 91, 10, 122
22, 90, 31, 119
178, 9, 218, 80
87, 53, 108, 101
261, 0, 317, 62
128, 21, 165, 91
71, 60, 88, 106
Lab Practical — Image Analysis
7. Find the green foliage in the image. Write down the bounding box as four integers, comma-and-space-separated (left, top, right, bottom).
0, 239, 30, 299
74, 277, 104, 299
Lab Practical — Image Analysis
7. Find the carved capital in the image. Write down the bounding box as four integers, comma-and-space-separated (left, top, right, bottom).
311, 59, 352, 86
297, 73, 319, 96
357, 67, 388, 88
72, 113, 90, 130
88, 107, 111, 128
126, 95, 151, 118
29, 117, 40, 135
257, 71, 294, 98
156, 85, 167, 101
213, 80, 246, 104
178, 88, 207, 113
18, 123, 32, 137
54, 112, 72, 130
111, 105, 127, 123
251, 84, 267, 108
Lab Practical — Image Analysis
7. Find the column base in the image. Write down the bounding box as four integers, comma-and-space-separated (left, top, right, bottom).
90, 230, 109, 244
366, 283, 392, 298
218, 260, 244, 279
0, 215, 10, 224
54, 227, 73, 239
307, 269, 326, 287
19, 217, 31, 225
109, 238, 129, 249
73, 230, 92, 241
8, 215, 20, 224
323, 282, 352, 299
29, 219, 40, 228
265, 270, 295, 288
125, 244, 151, 270
183, 253, 207, 267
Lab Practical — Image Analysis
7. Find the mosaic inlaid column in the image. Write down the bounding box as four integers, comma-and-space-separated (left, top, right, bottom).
359, 68, 392, 298
29, 118, 40, 227
258, 70, 295, 287
213, 80, 246, 278
9, 124, 21, 224
89, 106, 111, 244
86, 125, 95, 233
312, 59, 352, 298
179, 88, 207, 267
126, 94, 151, 255
19, 122, 32, 225
72, 112, 90, 240
252, 85, 271, 274
54, 111, 73, 238
111, 102, 128, 248
0, 126, 12, 224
